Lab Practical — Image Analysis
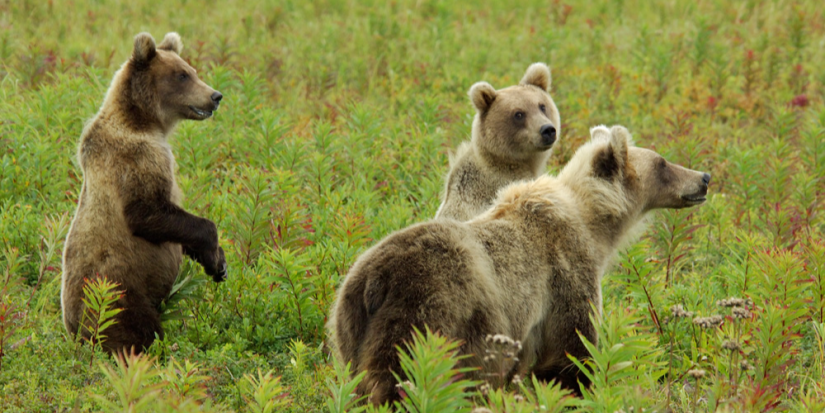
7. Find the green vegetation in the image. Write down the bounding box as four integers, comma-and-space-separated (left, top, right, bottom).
2, 0, 825, 411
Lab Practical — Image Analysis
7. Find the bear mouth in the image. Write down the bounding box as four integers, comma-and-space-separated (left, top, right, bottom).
681, 194, 707, 205
189, 106, 213, 119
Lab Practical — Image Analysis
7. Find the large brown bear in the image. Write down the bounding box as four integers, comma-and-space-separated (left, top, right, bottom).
61, 32, 227, 353
435, 63, 560, 221
330, 125, 710, 405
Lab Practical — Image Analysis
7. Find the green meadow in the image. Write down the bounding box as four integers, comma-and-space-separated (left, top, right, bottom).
2, 0, 825, 411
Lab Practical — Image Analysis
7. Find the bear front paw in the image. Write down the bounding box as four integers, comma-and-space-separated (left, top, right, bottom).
185, 244, 227, 282
210, 246, 228, 282
203, 245, 227, 282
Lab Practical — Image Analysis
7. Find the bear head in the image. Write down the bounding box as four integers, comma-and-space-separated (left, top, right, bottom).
569, 125, 710, 214
121, 32, 222, 131
468, 63, 561, 164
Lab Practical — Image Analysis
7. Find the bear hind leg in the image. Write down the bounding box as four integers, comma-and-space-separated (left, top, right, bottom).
532, 362, 591, 397
101, 299, 163, 354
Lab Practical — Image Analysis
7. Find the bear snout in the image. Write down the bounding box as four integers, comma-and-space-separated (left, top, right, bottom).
697, 173, 711, 195
540, 124, 557, 147
211, 91, 223, 108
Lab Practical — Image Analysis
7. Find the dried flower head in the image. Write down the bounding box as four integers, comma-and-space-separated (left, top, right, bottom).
688, 369, 706, 379
719, 297, 753, 308
732, 306, 751, 319
670, 304, 694, 318
717, 297, 747, 308
693, 315, 724, 329
478, 383, 490, 396
485, 334, 523, 351
486, 334, 513, 345
722, 340, 742, 351
739, 360, 753, 371
511, 374, 522, 385
472, 408, 493, 413
514, 394, 525, 403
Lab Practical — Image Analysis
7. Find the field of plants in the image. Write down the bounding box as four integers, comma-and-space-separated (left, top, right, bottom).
1, 0, 825, 411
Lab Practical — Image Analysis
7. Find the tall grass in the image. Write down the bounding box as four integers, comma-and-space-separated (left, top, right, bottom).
1, 0, 824, 411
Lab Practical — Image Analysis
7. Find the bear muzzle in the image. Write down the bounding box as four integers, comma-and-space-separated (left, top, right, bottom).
539, 124, 557, 148
189, 105, 214, 119
681, 172, 710, 205
188, 91, 222, 120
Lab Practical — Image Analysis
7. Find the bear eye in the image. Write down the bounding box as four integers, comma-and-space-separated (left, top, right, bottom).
177, 73, 189, 81
539, 104, 546, 113
514, 111, 525, 121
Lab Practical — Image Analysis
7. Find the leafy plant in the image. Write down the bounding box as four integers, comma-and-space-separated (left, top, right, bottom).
393, 327, 480, 413
241, 369, 290, 413
80, 276, 124, 366
93, 351, 163, 412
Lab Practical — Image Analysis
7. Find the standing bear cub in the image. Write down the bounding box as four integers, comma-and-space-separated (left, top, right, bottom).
331, 125, 710, 405
435, 63, 560, 221
62, 32, 227, 353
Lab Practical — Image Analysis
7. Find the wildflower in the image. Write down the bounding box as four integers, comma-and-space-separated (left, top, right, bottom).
732, 307, 751, 319
478, 383, 490, 396
688, 369, 706, 379
693, 315, 724, 329
513, 394, 525, 403
472, 408, 493, 413
670, 304, 694, 318
739, 360, 753, 371
722, 340, 742, 351
511, 374, 522, 385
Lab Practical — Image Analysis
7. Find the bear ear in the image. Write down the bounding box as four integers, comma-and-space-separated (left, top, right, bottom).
589, 125, 611, 142
158, 32, 183, 54
468, 81, 497, 112
132, 32, 157, 65
592, 125, 630, 179
609, 125, 634, 148
519, 63, 551, 91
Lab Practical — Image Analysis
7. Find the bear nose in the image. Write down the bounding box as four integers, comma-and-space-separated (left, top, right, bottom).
540, 124, 557, 147
211, 91, 223, 104
702, 173, 711, 186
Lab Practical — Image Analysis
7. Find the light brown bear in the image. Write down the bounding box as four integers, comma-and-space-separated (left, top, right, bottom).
435, 63, 560, 221
62, 32, 227, 353
330, 125, 710, 405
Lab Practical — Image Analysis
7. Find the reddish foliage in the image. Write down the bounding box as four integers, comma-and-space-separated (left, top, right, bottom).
789, 94, 809, 108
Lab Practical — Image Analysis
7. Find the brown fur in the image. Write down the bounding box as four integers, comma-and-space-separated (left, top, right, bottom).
436, 63, 561, 221
61, 32, 227, 353
329, 125, 710, 405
